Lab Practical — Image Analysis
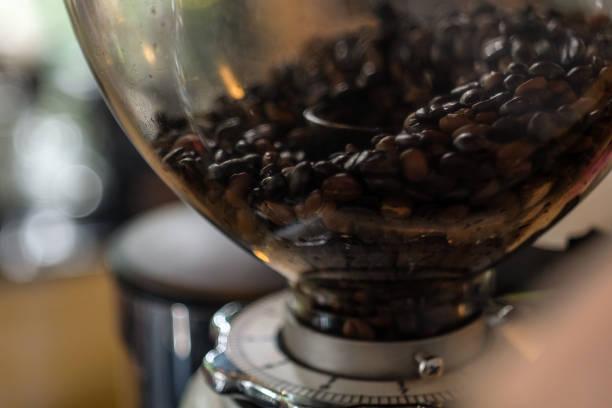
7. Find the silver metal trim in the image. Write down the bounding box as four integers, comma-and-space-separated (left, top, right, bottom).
281, 311, 488, 380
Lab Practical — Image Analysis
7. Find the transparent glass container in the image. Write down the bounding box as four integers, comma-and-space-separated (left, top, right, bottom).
66, 0, 612, 340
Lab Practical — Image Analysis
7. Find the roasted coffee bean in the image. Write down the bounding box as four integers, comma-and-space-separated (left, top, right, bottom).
288, 161, 312, 196
302, 190, 323, 218
451, 81, 480, 96
471, 179, 500, 204
439, 152, 478, 178
482, 36, 508, 62
451, 123, 490, 139
260, 163, 280, 178
505, 62, 528, 76
442, 101, 463, 113
322, 173, 363, 201
511, 40, 536, 65
421, 129, 450, 145
416, 106, 446, 121
528, 61, 565, 79
475, 111, 498, 124
215, 117, 243, 149
395, 133, 424, 149
489, 91, 512, 107
515, 76, 548, 96
560, 36, 586, 66
504, 74, 526, 91
481, 71, 504, 91
453, 132, 489, 152
365, 177, 403, 195
400, 148, 429, 182
489, 116, 524, 142
261, 174, 287, 199
460, 88, 485, 106
599, 66, 612, 88
330, 153, 348, 167
244, 123, 274, 144
344, 151, 370, 172
359, 151, 400, 175
381, 197, 413, 219
472, 99, 497, 113
527, 112, 564, 143
235, 139, 256, 154
225, 172, 254, 208
345, 143, 359, 153
370, 134, 385, 146
499, 96, 532, 115
214, 149, 229, 163
262, 151, 279, 167
375, 135, 399, 151
439, 111, 474, 133
258, 200, 295, 225
548, 80, 572, 95
313, 160, 341, 177
566, 65, 593, 87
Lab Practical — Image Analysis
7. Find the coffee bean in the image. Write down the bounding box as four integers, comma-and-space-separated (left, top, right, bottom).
319, 201, 352, 234
442, 101, 463, 113
566, 65, 593, 87
599, 66, 612, 88
505, 62, 528, 76
215, 117, 242, 149
375, 135, 399, 151
258, 170, 286, 198
439, 152, 478, 178
489, 91, 512, 107
235, 139, 256, 154
560, 36, 586, 66
225, 172, 254, 207
313, 160, 341, 177
482, 36, 508, 62
400, 148, 430, 182
527, 112, 564, 143
460, 88, 485, 106
381, 197, 413, 219
262, 151, 279, 167
515, 76, 548, 96
359, 151, 400, 175
511, 40, 536, 65
416, 106, 446, 121
451, 123, 490, 139
439, 112, 474, 133
345, 143, 359, 153
489, 117, 525, 142
475, 111, 498, 123
421, 129, 450, 145
288, 161, 312, 196
453, 132, 489, 152
472, 99, 497, 113
528, 61, 565, 79
244, 123, 274, 144
322, 173, 363, 201
258, 200, 295, 225
504, 74, 526, 91
302, 190, 323, 218
548, 80, 572, 95
471, 179, 500, 204
395, 133, 424, 149
481, 71, 504, 91
499, 96, 532, 115
365, 177, 403, 195
451, 81, 480, 95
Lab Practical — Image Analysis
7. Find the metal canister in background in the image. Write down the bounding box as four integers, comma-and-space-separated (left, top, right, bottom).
106, 203, 285, 408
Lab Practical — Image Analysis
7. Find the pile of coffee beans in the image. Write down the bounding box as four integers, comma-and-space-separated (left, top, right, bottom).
153, 4, 612, 338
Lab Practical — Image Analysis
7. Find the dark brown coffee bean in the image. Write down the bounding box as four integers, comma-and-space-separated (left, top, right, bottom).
453, 132, 489, 152
566, 65, 593, 87
511, 40, 536, 65
505, 62, 528, 76
496, 141, 535, 179
528, 61, 565, 79
481, 71, 504, 91
262, 151, 278, 167
504, 74, 526, 91
214, 149, 229, 163
439, 112, 474, 133
499, 96, 532, 115
260, 163, 279, 178
288, 161, 312, 196
215, 117, 242, 149
416, 106, 445, 121
359, 151, 400, 175
475, 111, 498, 124
421, 129, 450, 145
278, 151, 296, 167
548, 80, 572, 95
599, 66, 612, 88
560, 36, 586, 66
261, 174, 287, 199
442, 101, 462, 113
322, 173, 363, 201
489, 116, 524, 142
451, 123, 490, 139
400, 148, 429, 182
258, 200, 295, 225
395, 133, 424, 149
451, 81, 480, 96
489, 91, 512, 107
375, 135, 398, 151
313, 160, 341, 177
302, 190, 323, 218
225, 172, 253, 208
381, 197, 413, 219
471, 179, 500, 204
364, 177, 403, 195
515, 76, 548, 96
244, 123, 274, 144
482, 36, 508, 62
460, 88, 485, 106
527, 112, 565, 143
472, 99, 497, 113
439, 152, 477, 178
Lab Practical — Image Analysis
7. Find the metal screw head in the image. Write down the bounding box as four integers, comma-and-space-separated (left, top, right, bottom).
414, 353, 445, 379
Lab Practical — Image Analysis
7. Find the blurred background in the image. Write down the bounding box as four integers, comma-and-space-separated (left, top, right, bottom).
0, 1, 177, 407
